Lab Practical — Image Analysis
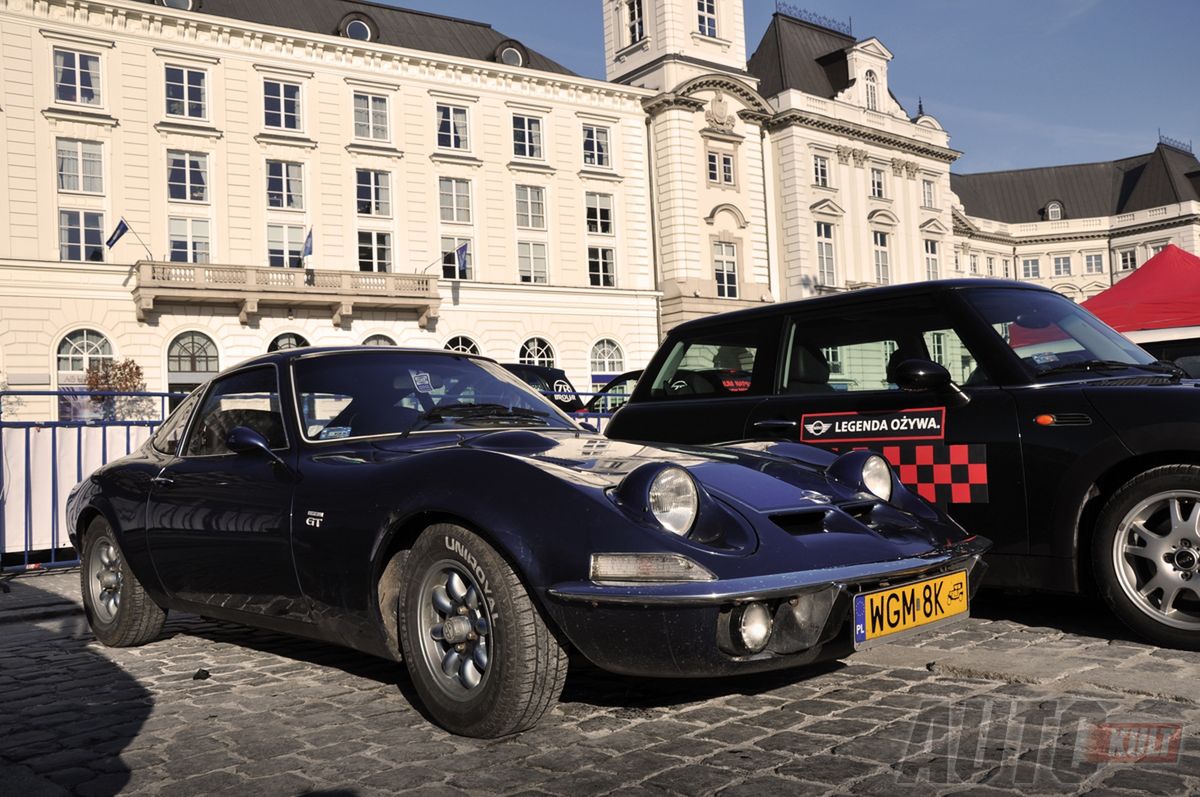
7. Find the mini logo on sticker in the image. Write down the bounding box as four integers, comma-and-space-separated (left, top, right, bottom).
804, 419, 832, 437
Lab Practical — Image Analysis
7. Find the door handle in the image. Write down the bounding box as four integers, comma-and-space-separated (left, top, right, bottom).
753, 420, 798, 431
150, 474, 174, 486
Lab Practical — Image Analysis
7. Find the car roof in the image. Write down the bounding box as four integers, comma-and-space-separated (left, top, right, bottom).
217, 346, 492, 377
669, 279, 1052, 336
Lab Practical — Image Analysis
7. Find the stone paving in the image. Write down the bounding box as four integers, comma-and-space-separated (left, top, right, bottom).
1, 569, 1199, 796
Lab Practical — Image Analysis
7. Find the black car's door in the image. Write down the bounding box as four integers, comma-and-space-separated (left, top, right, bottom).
145, 365, 307, 619
744, 294, 1030, 558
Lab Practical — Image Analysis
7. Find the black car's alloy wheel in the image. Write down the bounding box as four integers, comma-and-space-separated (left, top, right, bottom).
80, 516, 166, 647
398, 523, 568, 737
1094, 465, 1200, 650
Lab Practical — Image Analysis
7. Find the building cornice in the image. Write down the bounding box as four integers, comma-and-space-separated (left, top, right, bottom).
955, 213, 1200, 247
768, 109, 962, 164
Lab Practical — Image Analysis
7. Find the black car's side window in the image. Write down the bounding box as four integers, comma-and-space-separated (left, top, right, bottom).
182, 367, 287, 457
151, 391, 202, 455
647, 329, 761, 400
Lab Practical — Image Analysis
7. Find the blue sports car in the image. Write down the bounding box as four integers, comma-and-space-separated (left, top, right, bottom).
67, 347, 989, 737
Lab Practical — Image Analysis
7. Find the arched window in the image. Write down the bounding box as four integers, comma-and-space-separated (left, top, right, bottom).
57, 329, 113, 382
1046, 201, 1063, 221
864, 70, 878, 111
363, 334, 395, 347
167, 332, 218, 398
268, 333, 309, 352
444, 336, 480, 355
519, 337, 555, 368
590, 339, 624, 374
159, 0, 194, 9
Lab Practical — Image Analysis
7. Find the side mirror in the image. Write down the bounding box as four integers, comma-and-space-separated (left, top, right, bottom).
892, 359, 952, 391
226, 426, 290, 470
577, 421, 599, 434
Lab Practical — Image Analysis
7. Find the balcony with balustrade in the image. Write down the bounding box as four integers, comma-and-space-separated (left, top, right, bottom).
132, 262, 441, 327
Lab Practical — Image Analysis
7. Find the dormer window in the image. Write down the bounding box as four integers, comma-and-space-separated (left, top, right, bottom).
159, 0, 195, 9
338, 14, 376, 42
864, 71, 878, 111
494, 40, 528, 68
1046, 201, 1063, 221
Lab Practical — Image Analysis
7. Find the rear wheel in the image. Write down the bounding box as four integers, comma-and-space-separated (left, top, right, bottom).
80, 517, 166, 647
398, 523, 567, 737
1093, 466, 1200, 649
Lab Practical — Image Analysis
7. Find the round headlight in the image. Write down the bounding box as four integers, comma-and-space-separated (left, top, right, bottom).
861, 455, 893, 502
648, 467, 699, 536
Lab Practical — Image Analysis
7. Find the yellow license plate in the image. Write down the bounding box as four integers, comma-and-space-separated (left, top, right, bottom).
853, 570, 968, 647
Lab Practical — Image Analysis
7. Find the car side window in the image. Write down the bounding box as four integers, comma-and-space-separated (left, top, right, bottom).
182, 367, 287, 457
151, 391, 201, 455
647, 329, 761, 400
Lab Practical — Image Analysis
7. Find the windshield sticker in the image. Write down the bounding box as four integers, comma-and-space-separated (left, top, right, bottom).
412, 371, 434, 394
552, 379, 575, 402
1031, 352, 1059, 365
319, 426, 351, 440
800, 407, 946, 444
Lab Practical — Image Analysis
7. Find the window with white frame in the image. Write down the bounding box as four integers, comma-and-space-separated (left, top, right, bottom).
57, 329, 113, 378
1053, 255, 1072, 276
512, 115, 544, 159
519, 338, 555, 367
586, 192, 614, 234
56, 140, 103, 194
1022, 257, 1041, 279
439, 177, 472, 223
823, 346, 843, 374
363, 334, 395, 347
1047, 201, 1063, 221
356, 169, 390, 216
870, 167, 885, 199
54, 49, 101, 106
263, 80, 301, 130
626, 0, 645, 43
353, 92, 389, 141
266, 160, 304, 210
1150, 243, 1167, 256
267, 224, 305, 267
922, 179, 936, 208
168, 217, 210, 263
1003, 259, 1011, 278
165, 65, 206, 119
59, 210, 104, 262
864, 70, 878, 111
591, 339, 624, 374
588, 246, 615, 287
1120, 250, 1137, 270
357, 230, 391, 272
441, 236, 473, 279
813, 155, 829, 188
969, 254, 979, 275
707, 151, 735, 185
1085, 253, 1104, 274
515, 185, 546, 229
930, 332, 946, 366
697, 0, 717, 37
924, 239, 940, 280
873, 231, 890, 285
445, 336, 480, 355
583, 125, 611, 168
816, 222, 835, 286
714, 241, 737, 298
437, 104, 469, 150
518, 241, 548, 284
987, 256, 996, 276
167, 151, 208, 202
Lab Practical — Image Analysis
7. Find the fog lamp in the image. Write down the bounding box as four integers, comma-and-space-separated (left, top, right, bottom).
736, 602, 773, 653
590, 553, 715, 583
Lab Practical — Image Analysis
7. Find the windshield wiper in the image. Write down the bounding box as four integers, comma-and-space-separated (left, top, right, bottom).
1036, 359, 1180, 378
412, 403, 550, 429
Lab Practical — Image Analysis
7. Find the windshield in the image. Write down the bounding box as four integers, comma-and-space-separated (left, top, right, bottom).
963, 288, 1156, 377
292, 351, 579, 441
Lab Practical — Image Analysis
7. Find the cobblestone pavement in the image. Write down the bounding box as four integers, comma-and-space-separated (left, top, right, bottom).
2, 569, 1199, 796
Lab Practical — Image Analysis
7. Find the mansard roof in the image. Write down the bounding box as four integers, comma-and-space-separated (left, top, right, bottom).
952, 143, 1200, 223
747, 12, 856, 100
134, 0, 574, 76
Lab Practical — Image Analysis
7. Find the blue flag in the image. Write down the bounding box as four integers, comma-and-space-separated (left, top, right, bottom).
302, 228, 314, 258
106, 218, 129, 249
455, 242, 469, 278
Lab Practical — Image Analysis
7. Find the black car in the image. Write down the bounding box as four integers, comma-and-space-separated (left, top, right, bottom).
584, 369, 643, 414
66, 347, 987, 737
607, 279, 1200, 649
501, 363, 584, 412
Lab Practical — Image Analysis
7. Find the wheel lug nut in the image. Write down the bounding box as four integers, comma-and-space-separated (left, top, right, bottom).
1183, 573, 1193, 581
455, 643, 467, 653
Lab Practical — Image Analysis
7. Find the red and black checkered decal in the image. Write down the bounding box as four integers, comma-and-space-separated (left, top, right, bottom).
879, 443, 989, 505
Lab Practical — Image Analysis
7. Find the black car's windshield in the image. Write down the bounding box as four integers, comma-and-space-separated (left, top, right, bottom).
963, 288, 1158, 379
292, 351, 578, 441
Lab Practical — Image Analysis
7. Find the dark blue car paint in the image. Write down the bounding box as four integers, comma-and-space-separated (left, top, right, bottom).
68, 347, 987, 678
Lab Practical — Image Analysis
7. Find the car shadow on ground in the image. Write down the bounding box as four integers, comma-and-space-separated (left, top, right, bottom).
971, 589, 1146, 643
0, 582, 153, 795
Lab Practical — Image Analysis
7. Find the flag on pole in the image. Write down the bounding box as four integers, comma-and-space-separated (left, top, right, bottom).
302, 228, 314, 259
455, 242, 469, 278
106, 218, 130, 249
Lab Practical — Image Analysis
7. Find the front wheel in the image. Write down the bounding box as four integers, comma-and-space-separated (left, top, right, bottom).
80, 517, 166, 647
398, 523, 568, 737
1093, 466, 1200, 649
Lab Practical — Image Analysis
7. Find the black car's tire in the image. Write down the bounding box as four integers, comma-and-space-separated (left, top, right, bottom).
398, 523, 568, 737
1093, 465, 1200, 650
80, 516, 166, 647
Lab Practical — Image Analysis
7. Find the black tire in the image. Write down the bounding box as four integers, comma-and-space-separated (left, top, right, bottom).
80, 516, 166, 647
398, 523, 568, 737
1092, 465, 1200, 650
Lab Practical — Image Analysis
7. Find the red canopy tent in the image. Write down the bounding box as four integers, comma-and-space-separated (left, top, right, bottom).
1083, 244, 1200, 333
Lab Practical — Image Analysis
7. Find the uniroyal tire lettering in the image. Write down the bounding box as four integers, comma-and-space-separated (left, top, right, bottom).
445, 536, 499, 620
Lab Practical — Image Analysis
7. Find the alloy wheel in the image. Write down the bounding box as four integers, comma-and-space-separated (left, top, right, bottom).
88, 536, 123, 624
416, 560, 492, 700
1113, 490, 1200, 630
